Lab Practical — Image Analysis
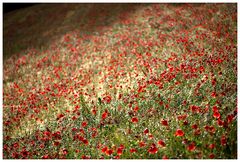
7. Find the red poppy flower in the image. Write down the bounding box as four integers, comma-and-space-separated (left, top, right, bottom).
91, 109, 97, 115
148, 144, 158, 154
161, 119, 168, 126
21, 150, 29, 157
131, 117, 138, 123
119, 144, 125, 149
82, 121, 88, 127
175, 129, 184, 136
62, 148, 68, 155
101, 146, 108, 153
209, 144, 215, 149
227, 114, 234, 123
72, 128, 77, 132
13, 143, 19, 148
205, 125, 215, 133
211, 78, 217, 86
212, 106, 218, 112
102, 111, 108, 120
213, 111, 220, 119
144, 128, 149, 134
221, 135, 227, 146
191, 124, 198, 129
162, 155, 168, 159
130, 148, 137, 153
133, 106, 139, 112
148, 133, 154, 139
57, 113, 64, 120
190, 105, 200, 112
117, 148, 123, 155
138, 86, 145, 93
12, 153, 19, 158
82, 155, 90, 159
106, 149, 113, 156
211, 91, 217, 98
103, 95, 112, 103
139, 141, 146, 147
194, 129, 201, 136
183, 120, 188, 125
82, 139, 88, 145
42, 155, 50, 159
177, 114, 187, 120
217, 119, 224, 126
209, 153, 215, 159
187, 142, 196, 151
53, 141, 60, 146
158, 140, 166, 147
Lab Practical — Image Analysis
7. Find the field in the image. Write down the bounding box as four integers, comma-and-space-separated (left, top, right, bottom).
3, 3, 237, 159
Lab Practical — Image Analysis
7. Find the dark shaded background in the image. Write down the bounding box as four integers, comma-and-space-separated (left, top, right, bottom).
3, 3, 39, 13
3, 3, 145, 61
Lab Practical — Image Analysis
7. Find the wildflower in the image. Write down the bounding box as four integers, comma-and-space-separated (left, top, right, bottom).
148, 133, 154, 139
139, 141, 146, 147
105, 149, 113, 156
162, 155, 168, 159
158, 140, 166, 147
72, 128, 77, 132
42, 155, 50, 159
212, 106, 218, 112
211, 91, 217, 98
213, 111, 220, 119
82, 121, 88, 127
211, 78, 217, 86
183, 120, 188, 125
161, 119, 168, 126
190, 105, 200, 113
82, 155, 90, 159
177, 114, 187, 120
91, 109, 97, 115
187, 142, 196, 151
117, 147, 123, 155
103, 95, 111, 104
82, 138, 88, 145
148, 143, 158, 154
133, 106, 139, 112
194, 129, 201, 136
20, 150, 29, 158
191, 124, 198, 129
57, 113, 64, 120
209, 153, 215, 159
175, 129, 184, 137
53, 141, 60, 146
226, 114, 234, 124
218, 119, 224, 126
13, 143, 19, 148
102, 111, 108, 120
131, 117, 138, 123
209, 144, 215, 149
221, 135, 227, 146
138, 86, 145, 93
12, 153, 19, 158
62, 148, 68, 155
130, 148, 137, 153
101, 146, 108, 153
144, 128, 149, 134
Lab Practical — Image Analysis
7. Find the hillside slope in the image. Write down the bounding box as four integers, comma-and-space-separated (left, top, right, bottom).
3, 4, 237, 159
